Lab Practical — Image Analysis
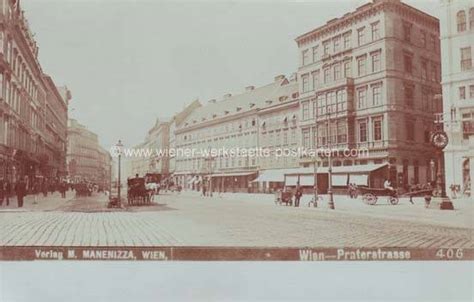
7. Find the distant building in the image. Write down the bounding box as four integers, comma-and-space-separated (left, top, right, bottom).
295, 0, 442, 190
66, 119, 109, 186
440, 0, 474, 196
169, 100, 201, 186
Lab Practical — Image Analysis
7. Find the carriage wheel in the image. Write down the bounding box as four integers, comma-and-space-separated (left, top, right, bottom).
388, 196, 399, 205
362, 193, 377, 205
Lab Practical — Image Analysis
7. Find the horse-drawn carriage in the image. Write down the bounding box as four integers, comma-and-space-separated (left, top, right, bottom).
358, 186, 433, 206
358, 187, 399, 205
127, 177, 153, 206
74, 183, 92, 198
274, 190, 294, 206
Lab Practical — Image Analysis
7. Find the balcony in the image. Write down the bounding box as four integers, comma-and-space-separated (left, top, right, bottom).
317, 77, 354, 92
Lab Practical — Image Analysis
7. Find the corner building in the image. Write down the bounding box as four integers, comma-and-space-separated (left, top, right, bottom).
295, 0, 442, 189
439, 0, 474, 197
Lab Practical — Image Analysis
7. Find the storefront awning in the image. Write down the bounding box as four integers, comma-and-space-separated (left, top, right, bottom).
349, 174, 369, 186
210, 172, 257, 178
252, 168, 299, 183
284, 163, 388, 176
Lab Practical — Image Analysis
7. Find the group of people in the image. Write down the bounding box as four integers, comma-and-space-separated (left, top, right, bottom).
0, 177, 69, 208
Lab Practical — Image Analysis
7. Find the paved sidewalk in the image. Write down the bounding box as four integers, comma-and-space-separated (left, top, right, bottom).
0, 191, 76, 212
179, 190, 474, 229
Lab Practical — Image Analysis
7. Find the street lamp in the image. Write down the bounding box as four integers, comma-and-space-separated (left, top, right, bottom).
326, 110, 335, 210
116, 140, 123, 207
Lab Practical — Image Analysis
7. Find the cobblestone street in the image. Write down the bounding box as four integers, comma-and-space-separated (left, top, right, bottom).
0, 191, 472, 248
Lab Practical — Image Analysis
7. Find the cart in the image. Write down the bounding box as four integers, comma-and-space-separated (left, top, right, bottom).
358, 187, 399, 205
275, 190, 293, 206
127, 177, 152, 206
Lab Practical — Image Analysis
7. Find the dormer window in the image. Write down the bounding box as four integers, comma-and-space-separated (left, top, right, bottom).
202, 117, 206, 121
292, 114, 297, 120
236, 107, 242, 112
224, 110, 229, 115
265, 100, 272, 105
261, 121, 266, 128
212, 114, 217, 118
279, 96, 288, 102
249, 103, 255, 108
283, 116, 288, 123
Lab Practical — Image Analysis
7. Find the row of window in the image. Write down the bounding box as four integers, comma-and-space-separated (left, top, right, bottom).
402, 21, 438, 51
403, 53, 440, 81
260, 128, 298, 147
0, 32, 40, 102
301, 21, 382, 66
301, 51, 382, 93
176, 157, 257, 171
456, 8, 474, 32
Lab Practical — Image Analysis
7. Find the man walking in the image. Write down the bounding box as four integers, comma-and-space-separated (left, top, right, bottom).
15, 178, 27, 208
294, 185, 303, 207
4, 179, 11, 206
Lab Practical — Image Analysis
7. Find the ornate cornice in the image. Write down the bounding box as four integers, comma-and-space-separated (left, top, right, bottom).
296, 0, 439, 47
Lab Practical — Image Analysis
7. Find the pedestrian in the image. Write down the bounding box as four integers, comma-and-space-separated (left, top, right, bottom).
0, 177, 4, 206
32, 181, 41, 204
15, 178, 27, 208
4, 179, 11, 206
41, 180, 48, 197
202, 183, 207, 197
60, 181, 67, 198
294, 186, 302, 207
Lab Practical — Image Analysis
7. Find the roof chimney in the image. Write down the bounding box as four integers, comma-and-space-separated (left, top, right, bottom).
223, 93, 232, 99
274, 74, 285, 82
245, 86, 255, 91
208, 99, 216, 104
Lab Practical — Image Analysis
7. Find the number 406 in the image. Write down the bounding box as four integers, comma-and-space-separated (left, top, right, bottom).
436, 248, 463, 259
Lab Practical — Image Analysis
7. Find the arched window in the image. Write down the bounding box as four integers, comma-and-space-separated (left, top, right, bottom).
457, 10, 466, 32
470, 8, 474, 30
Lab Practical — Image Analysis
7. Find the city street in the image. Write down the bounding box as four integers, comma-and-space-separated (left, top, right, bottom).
0, 191, 472, 248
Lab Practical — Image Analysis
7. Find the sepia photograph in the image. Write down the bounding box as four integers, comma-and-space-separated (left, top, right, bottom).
0, 0, 473, 300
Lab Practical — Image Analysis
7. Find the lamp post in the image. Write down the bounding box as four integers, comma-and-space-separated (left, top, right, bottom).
206, 146, 214, 197
312, 155, 319, 207
116, 140, 123, 207
326, 109, 335, 210
430, 98, 454, 210
430, 159, 436, 186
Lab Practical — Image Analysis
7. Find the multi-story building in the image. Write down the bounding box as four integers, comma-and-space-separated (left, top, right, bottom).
174, 75, 298, 193
440, 0, 474, 197
127, 141, 147, 178
97, 146, 112, 190
42, 76, 70, 180
295, 0, 442, 189
169, 99, 201, 186
146, 117, 171, 177
0, 1, 69, 186
66, 119, 109, 185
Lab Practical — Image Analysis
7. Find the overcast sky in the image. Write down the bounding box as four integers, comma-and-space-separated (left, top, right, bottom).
22, 0, 438, 149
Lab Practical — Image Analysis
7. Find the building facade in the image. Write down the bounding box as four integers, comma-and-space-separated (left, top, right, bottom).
0, 0, 69, 187
295, 0, 442, 189
66, 119, 109, 186
440, 0, 474, 197
174, 75, 298, 193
